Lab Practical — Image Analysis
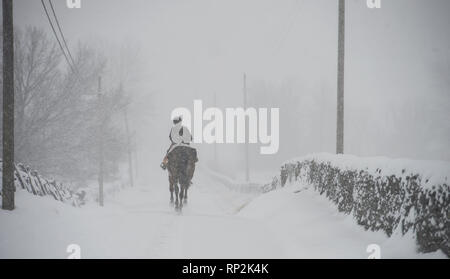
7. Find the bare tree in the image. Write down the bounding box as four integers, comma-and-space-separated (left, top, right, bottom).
4, 27, 129, 185
13, 27, 61, 161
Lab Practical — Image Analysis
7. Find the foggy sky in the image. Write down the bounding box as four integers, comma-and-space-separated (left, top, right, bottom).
12, 0, 450, 180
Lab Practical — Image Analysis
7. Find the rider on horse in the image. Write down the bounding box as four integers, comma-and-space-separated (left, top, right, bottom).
161, 116, 198, 210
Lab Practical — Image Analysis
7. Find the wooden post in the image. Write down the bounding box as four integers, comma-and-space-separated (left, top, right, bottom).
243, 73, 249, 182
2, 0, 15, 210
98, 76, 104, 206
336, 0, 345, 154
213, 92, 218, 168
124, 107, 134, 188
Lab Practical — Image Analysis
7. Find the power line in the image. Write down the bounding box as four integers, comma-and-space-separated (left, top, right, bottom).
40, 0, 75, 72
48, 0, 76, 68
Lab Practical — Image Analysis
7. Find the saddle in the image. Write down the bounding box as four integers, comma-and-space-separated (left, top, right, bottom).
160, 147, 198, 170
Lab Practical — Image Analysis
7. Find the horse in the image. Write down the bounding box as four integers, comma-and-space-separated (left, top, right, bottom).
166, 146, 197, 211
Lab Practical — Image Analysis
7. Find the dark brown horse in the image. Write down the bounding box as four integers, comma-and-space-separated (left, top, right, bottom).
166, 146, 197, 211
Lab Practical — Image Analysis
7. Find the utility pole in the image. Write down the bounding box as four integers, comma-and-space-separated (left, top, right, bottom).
98, 76, 104, 206
2, 0, 15, 210
133, 138, 138, 179
124, 106, 134, 188
213, 92, 218, 168
336, 0, 345, 154
243, 73, 249, 182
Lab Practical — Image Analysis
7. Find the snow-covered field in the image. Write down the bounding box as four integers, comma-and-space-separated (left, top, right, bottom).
0, 169, 446, 259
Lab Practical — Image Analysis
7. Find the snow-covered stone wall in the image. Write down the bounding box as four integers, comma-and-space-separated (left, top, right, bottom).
264, 153, 449, 256
0, 161, 83, 207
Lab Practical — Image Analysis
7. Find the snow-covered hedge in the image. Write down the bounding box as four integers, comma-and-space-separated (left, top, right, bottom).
0, 161, 83, 207
264, 153, 449, 256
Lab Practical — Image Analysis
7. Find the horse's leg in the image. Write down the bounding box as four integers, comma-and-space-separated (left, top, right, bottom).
179, 184, 185, 208
174, 182, 180, 209
168, 170, 175, 205
180, 171, 189, 206
183, 186, 188, 204
169, 181, 174, 205
184, 160, 195, 204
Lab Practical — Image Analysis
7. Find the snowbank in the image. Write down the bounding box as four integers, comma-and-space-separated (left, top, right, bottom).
0, 161, 128, 207
201, 165, 263, 194
264, 153, 450, 257
238, 184, 446, 259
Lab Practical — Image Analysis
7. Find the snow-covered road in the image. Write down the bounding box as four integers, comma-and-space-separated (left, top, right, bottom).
0, 168, 446, 259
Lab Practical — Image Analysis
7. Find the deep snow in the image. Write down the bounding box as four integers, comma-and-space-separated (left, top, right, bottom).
0, 168, 446, 259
